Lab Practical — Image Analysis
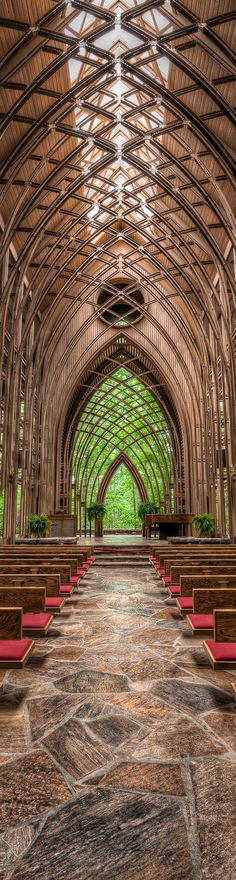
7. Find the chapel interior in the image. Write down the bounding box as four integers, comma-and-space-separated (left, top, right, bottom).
0, 2, 235, 878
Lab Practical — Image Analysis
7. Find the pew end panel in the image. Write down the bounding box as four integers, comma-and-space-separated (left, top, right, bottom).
0, 607, 35, 668
204, 610, 236, 668
0, 586, 46, 613
214, 608, 236, 643
0, 607, 22, 640
194, 588, 236, 616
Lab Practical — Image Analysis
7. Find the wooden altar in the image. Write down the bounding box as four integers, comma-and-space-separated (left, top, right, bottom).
49, 514, 77, 538
144, 514, 193, 540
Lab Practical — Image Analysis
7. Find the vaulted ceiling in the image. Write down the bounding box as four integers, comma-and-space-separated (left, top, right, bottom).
0, 1, 235, 539
0, 0, 235, 349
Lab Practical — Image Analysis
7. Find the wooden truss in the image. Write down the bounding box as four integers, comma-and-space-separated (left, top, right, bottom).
0, 1, 235, 539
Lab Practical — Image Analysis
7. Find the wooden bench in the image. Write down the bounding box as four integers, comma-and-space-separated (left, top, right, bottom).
151, 548, 236, 576
6, 548, 94, 568
186, 588, 236, 636
176, 574, 236, 613
0, 563, 75, 594
0, 553, 83, 577
151, 546, 236, 560
0, 574, 66, 611
204, 609, 236, 669
0, 586, 54, 636
151, 556, 236, 585
159, 551, 236, 579
0, 607, 35, 668
0, 551, 94, 580
167, 562, 236, 595
6, 550, 92, 566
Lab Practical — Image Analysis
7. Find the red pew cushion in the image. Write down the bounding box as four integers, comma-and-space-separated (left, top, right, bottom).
0, 638, 33, 661
168, 585, 180, 595
177, 597, 193, 611
70, 576, 78, 584
60, 583, 73, 594
22, 613, 52, 629
205, 640, 236, 661
187, 613, 213, 630
45, 597, 64, 609
163, 576, 171, 584
77, 569, 85, 576
158, 568, 165, 576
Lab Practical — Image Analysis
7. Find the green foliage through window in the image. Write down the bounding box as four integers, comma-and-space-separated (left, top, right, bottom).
72, 367, 174, 529
103, 464, 140, 530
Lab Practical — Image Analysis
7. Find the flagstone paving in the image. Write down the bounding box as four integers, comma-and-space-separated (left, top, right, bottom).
0, 560, 235, 879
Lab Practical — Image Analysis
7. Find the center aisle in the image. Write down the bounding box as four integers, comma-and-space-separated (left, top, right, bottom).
1, 550, 236, 879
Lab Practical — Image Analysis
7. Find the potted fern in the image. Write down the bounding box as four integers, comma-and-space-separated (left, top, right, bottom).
138, 501, 159, 522
138, 501, 159, 537
87, 503, 106, 538
28, 513, 52, 539
192, 513, 215, 539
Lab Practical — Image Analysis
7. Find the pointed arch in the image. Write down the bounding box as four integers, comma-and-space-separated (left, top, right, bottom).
97, 452, 148, 506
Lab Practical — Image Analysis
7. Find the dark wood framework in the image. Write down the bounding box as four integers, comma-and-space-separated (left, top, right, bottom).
0, 1, 235, 541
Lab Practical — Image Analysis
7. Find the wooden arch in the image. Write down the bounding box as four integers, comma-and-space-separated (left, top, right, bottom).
97, 452, 148, 505
0, 3, 235, 542
63, 336, 180, 528
96, 452, 148, 538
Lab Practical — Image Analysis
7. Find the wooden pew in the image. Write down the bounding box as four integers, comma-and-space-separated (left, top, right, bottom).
159, 551, 236, 579
0, 607, 35, 668
186, 588, 236, 636
0, 606, 23, 639
0, 563, 74, 594
0, 550, 93, 579
152, 544, 236, 560
10, 547, 94, 566
0, 574, 66, 611
214, 608, 236, 642
0, 552, 82, 576
0, 545, 95, 571
151, 546, 236, 562
176, 574, 236, 613
204, 609, 236, 669
150, 554, 236, 590
0, 586, 53, 636
152, 548, 236, 574
168, 562, 236, 595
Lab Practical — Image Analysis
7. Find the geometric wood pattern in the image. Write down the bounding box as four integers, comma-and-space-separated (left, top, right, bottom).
0, 1, 235, 540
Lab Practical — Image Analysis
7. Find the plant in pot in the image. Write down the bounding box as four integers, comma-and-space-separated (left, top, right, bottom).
138, 501, 159, 522
28, 513, 52, 539
87, 503, 106, 537
138, 502, 159, 536
192, 513, 215, 539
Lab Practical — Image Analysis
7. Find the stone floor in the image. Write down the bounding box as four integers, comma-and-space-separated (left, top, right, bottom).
77, 534, 152, 546
0, 563, 236, 879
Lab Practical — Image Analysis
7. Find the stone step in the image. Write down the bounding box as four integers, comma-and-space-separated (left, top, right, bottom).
92, 560, 150, 571
94, 554, 149, 561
